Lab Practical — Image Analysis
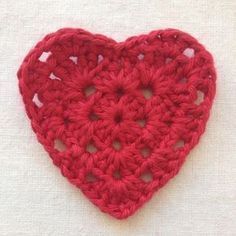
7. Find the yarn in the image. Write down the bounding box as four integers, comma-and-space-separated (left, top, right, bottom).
17, 28, 216, 219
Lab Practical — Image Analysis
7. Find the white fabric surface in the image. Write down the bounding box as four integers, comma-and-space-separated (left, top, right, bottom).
0, 0, 236, 235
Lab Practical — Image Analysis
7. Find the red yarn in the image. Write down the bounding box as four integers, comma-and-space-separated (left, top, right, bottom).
17, 28, 216, 219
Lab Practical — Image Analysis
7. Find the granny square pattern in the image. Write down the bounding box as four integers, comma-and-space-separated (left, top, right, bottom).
18, 28, 216, 219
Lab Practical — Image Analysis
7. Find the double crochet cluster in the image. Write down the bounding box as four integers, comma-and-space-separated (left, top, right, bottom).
18, 28, 216, 219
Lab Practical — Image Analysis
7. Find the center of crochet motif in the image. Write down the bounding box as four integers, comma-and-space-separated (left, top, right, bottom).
18, 28, 216, 219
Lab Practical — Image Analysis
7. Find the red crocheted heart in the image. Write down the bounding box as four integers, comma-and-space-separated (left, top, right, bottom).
18, 28, 216, 219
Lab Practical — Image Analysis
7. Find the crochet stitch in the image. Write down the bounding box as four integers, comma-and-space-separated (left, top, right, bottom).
17, 28, 216, 219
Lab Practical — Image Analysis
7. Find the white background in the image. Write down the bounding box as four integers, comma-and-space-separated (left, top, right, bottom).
0, 0, 236, 235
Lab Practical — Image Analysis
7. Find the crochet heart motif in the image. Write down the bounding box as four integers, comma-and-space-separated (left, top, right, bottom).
18, 28, 216, 219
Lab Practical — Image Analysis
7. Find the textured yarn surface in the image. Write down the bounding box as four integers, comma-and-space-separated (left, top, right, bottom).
17, 28, 216, 219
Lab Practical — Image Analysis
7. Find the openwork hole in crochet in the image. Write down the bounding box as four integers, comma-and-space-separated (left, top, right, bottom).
86, 142, 97, 154
54, 139, 66, 152
140, 147, 151, 158
86, 172, 97, 183
113, 170, 122, 179
142, 87, 153, 99
32, 93, 43, 108
195, 90, 205, 105
183, 48, 195, 58
84, 85, 96, 97
89, 112, 99, 121
140, 171, 153, 183
112, 140, 122, 151
136, 119, 146, 127
39, 51, 51, 62
49, 72, 61, 81
174, 139, 185, 150
18, 28, 216, 219
69, 56, 78, 64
